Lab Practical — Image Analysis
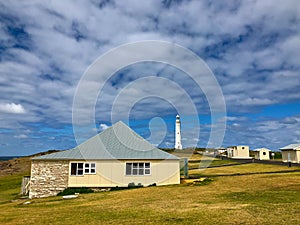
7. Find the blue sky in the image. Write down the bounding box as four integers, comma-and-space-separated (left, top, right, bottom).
1, 0, 300, 156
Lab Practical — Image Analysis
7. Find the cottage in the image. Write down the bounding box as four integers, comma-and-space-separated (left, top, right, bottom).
227, 145, 251, 159
252, 148, 271, 160
29, 121, 180, 198
280, 143, 300, 163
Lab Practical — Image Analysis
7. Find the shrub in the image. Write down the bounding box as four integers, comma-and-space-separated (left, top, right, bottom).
57, 187, 94, 196
128, 182, 143, 188
273, 152, 282, 159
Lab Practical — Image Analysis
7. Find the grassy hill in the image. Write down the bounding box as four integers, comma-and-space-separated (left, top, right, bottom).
0, 155, 300, 224
0, 150, 61, 176
0, 157, 31, 176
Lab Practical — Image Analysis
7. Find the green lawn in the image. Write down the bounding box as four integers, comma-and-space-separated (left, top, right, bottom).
0, 175, 23, 204
0, 161, 300, 224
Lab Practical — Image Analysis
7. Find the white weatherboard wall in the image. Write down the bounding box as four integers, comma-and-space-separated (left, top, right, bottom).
68, 159, 180, 187
282, 150, 300, 163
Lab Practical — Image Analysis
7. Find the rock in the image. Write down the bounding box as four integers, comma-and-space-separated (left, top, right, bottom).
62, 195, 78, 199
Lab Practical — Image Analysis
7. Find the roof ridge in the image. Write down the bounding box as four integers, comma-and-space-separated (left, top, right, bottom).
33, 121, 179, 160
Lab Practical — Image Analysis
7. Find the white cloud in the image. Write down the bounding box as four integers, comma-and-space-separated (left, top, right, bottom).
223, 115, 300, 150
99, 123, 109, 131
0, 103, 26, 114
240, 98, 275, 106
14, 134, 28, 139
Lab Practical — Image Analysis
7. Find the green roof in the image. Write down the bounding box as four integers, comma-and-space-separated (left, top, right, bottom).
33, 121, 179, 160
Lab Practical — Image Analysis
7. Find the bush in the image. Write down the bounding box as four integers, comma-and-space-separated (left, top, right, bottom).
128, 182, 143, 188
273, 152, 282, 159
57, 187, 94, 196
110, 183, 144, 191
185, 178, 213, 186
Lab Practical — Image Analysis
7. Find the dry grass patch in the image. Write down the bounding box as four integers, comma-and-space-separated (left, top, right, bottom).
189, 163, 300, 176
0, 157, 31, 176
187, 152, 202, 161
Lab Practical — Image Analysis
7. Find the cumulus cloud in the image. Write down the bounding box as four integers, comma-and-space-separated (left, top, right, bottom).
99, 123, 109, 131
0, 103, 26, 114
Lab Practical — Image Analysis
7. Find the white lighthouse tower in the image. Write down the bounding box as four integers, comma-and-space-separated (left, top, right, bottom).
175, 114, 183, 150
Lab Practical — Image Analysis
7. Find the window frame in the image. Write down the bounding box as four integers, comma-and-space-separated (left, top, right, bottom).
84, 162, 96, 174
70, 162, 96, 176
125, 162, 151, 176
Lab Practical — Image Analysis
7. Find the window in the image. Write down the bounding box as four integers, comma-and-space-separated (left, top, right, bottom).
71, 163, 83, 176
263, 152, 266, 155
71, 162, 96, 176
126, 162, 150, 176
85, 163, 96, 174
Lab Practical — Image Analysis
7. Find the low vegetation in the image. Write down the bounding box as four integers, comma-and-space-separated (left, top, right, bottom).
0, 154, 300, 224
57, 187, 94, 196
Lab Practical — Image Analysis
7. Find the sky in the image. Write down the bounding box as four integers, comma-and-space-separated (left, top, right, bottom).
1, 0, 300, 156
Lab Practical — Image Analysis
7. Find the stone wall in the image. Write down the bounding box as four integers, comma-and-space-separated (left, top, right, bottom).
29, 160, 69, 198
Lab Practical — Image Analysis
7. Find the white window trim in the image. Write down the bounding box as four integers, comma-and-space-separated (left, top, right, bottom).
70, 162, 84, 176
125, 162, 151, 176
84, 162, 96, 174
70, 162, 96, 176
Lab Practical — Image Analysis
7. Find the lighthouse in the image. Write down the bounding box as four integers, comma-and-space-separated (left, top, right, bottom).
175, 114, 183, 150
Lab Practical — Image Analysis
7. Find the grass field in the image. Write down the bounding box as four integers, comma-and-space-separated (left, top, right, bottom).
0, 157, 300, 224
189, 161, 300, 176
188, 158, 240, 170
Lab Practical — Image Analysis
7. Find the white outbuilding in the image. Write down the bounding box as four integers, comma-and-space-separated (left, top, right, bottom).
252, 148, 271, 160
227, 145, 251, 159
280, 143, 300, 163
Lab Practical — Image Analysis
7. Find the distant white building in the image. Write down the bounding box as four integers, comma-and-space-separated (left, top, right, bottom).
252, 148, 271, 160
280, 143, 300, 163
216, 147, 227, 155
227, 145, 251, 159
175, 115, 182, 150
